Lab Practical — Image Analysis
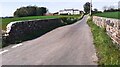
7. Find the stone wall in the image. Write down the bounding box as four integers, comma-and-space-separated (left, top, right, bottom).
3, 18, 64, 45
93, 16, 120, 45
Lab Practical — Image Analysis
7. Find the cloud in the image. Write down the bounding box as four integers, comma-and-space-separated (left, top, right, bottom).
0, 4, 2, 17
0, 0, 119, 2
112, 2, 119, 8
113, 3, 118, 6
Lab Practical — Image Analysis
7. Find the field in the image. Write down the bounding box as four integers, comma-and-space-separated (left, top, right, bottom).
87, 18, 120, 65
93, 12, 120, 19
2, 15, 81, 30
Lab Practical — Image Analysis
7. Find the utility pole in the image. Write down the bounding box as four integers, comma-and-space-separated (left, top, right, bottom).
90, 0, 92, 15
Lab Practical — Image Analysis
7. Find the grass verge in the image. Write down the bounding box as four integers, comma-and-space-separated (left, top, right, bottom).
87, 17, 120, 65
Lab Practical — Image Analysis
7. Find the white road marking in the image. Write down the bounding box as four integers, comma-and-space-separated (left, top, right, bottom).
0, 50, 9, 54
11, 43, 23, 48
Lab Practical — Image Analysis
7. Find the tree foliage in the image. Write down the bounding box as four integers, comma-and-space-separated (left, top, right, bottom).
92, 8, 102, 14
103, 6, 120, 12
94, 8, 98, 12
83, 2, 91, 14
14, 6, 48, 17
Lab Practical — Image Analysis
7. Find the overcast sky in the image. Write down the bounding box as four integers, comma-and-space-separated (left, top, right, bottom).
0, 0, 119, 17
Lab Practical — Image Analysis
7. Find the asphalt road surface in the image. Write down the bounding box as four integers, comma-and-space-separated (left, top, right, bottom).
1, 16, 98, 65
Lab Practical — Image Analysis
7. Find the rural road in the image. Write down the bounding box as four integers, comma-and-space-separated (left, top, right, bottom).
1, 16, 98, 65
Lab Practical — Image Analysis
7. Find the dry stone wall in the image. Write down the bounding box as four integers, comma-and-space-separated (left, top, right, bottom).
93, 16, 120, 45
3, 18, 64, 45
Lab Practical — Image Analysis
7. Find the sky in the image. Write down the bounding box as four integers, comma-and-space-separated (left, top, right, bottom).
0, 0, 119, 17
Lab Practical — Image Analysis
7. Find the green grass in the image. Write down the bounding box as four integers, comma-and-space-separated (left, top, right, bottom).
93, 12, 120, 19
87, 17, 120, 65
2, 15, 81, 30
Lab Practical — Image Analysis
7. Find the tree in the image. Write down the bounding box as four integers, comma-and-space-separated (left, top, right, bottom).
14, 6, 48, 17
94, 8, 98, 12
83, 2, 92, 14
103, 6, 108, 12
103, 5, 119, 12
92, 8, 102, 14
36, 7, 48, 15
108, 6, 115, 11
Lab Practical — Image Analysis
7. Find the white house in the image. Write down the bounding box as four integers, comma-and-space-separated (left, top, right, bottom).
58, 9, 82, 15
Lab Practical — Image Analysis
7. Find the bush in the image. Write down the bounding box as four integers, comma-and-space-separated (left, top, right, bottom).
60, 17, 79, 25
